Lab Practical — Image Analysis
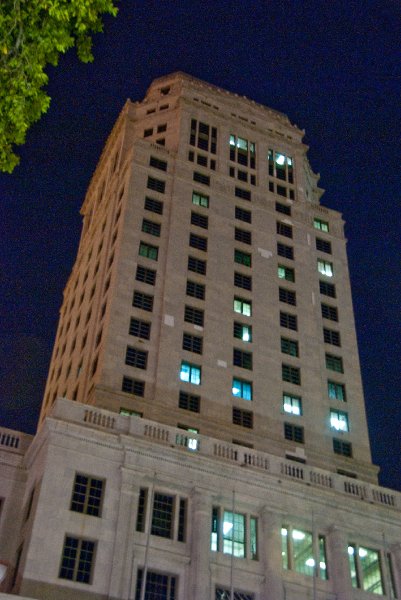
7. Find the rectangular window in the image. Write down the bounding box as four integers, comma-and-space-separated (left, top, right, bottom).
136, 265, 156, 286
316, 237, 332, 254
235, 187, 251, 201
314, 218, 329, 232
278, 265, 295, 282
212, 508, 257, 562
284, 423, 304, 443
230, 135, 256, 169
188, 256, 206, 275
324, 328, 341, 346
180, 361, 201, 385
328, 380, 346, 401
136, 488, 147, 532
326, 353, 344, 373
215, 588, 255, 600
233, 322, 252, 342
234, 249, 252, 267
144, 196, 163, 214
268, 149, 294, 182
157, 123, 167, 132
191, 211, 208, 229
234, 297, 252, 316
129, 318, 151, 340
179, 390, 200, 412
235, 228, 252, 244
348, 545, 384, 594
193, 171, 210, 186
70, 474, 104, 517
149, 156, 167, 171
133, 291, 153, 312
142, 219, 161, 237
139, 242, 158, 261
283, 393, 302, 416
281, 337, 299, 357
277, 242, 294, 260
147, 176, 165, 193
135, 569, 176, 600
275, 201, 291, 215
234, 272, 252, 291
126, 347, 148, 369
189, 233, 208, 251
279, 287, 296, 306
330, 409, 349, 432
182, 333, 203, 354
318, 259, 334, 277
59, 536, 95, 584
184, 305, 204, 326
233, 349, 252, 370
321, 303, 338, 321
233, 407, 253, 428
186, 280, 205, 300
281, 526, 327, 580
235, 206, 252, 223
282, 364, 301, 385
122, 376, 145, 397
277, 221, 293, 238
280, 311, 297, 331
232, 378, 252, 401
320, 280, 336, 298
151, 492, 174, 538
144, 128, 153, 138
192, 191, 209, 207
333, 438, 352, 457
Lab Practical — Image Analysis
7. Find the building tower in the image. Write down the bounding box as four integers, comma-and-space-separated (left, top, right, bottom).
1, 72, 400, 600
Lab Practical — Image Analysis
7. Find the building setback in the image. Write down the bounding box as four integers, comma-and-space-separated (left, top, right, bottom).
0, 72, 400, 600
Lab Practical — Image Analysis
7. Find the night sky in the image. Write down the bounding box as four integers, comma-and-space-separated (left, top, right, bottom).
1, 1, 400, 491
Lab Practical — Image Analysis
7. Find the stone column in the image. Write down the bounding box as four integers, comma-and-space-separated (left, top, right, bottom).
260, 508, 284, 600
327, 525, 352, 600
390, 542, 401, 599
188, 488, 212, 600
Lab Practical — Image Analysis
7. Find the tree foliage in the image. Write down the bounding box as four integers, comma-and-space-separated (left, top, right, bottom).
0, 0, 117, 173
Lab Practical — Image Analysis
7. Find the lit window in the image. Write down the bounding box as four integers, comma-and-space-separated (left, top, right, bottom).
232, 378, 252, 401
281, 526, 328, 580
314, 218, 329, 232
229, 135, 256, 168
234, 249, 252, 267
330, 409, 349, 431
233, 322, 252, 342
348, 544, 384, 594
318, 259, 333, 277
328, 380, 346, 401
278, 265, 295, 282
215, 588, 255, 600
179, 361, 201, 385
268, 150, 294, 183
139, 241, 158, 261
283, 393, 302, 415
211, 507, 258, 560
192, 191, 209, 207
234, 297, 252, 316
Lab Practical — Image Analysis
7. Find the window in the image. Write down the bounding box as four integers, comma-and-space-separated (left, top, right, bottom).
149, 156, 167, 171
133, 291, 153, 312
190, 119, 217, 153
70, 474, 104, 517
192, 191, 209, 208
126, 347, 148, 369
283, 393, 302, 415
235, 187, 251, 201
323, 328, 341, 346
277, 242, 294, 260
129, 318, 151, 340
282, 364, 301, 385
321, 303, 338, 321
147, 176, 165, 193
234, 297, 252, 316
275, 201, 291, 215
235, 206, 252, 223
215, 588, 255, 600
182, 333, 203, 354
316, 237, 332, 254
348, 545, 384, 594
193, 171, 210, 186
179, 390, 200, 412
122, 376, 145, 397
144, 128, 153, 138
232, 378, 252, 401
189, 232, 208, 251
186, 280, 205, 300
330, 409, 349, 432
318, 259, 334, 277
235, 227, 252, 244
136, 265, 156, 286
277, 221, 293, 238
278, 265, 295, 282
234, 249, 252, 267
234, 272, 252, 291
233, 322, 252, 342
180, 361, 201, 385
139, 242, 158, 261
280, 312, 297, 331
211, 507, 258, 560
281, 526, 328, 580
151, 492, 174, 538
157, 123, 167, 132
188, 256, 206, 275
233, 349, 252, 370
281, 337, 299, 357
284, 423, 304, 443
136, 490, 187, 542
191, 211, 208, 229
320, 280, 336, 298
229, 134, 256, 168
136, 488, 147, 532
142, 219, 161, 237
314, 218, 329, 232
326, 353, 343, 373
144, 196, 163, 214
268, 149, 294, 182
184, 305, 204, 326
333, 438, 352, 457
328, 380, 346, 401
59, 536, 95, 584
135, 569, 176, 600
279, 287, 296, 306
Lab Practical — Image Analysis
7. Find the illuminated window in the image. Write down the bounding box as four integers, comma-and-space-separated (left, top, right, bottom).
215, 588, 254, 600
233, 322, 252, 342
232, 378, 252, 401
348, 544, 384, 594
330, 409, 349, 431
268, 150, 294, 182
234, 249, 252, 267
318, 259, 333, 277
139, 241, 158, 261
283, 393, 302, 416
234, 297, 252, 316
179, 361, 201, 385
192, 191, 209, 208
314, 218, 329, 232
281, 526, 328, 580
211, 507, 258, 560
278, 265, 295, 282
328, 380, 346, 401
229, 135, 256, 168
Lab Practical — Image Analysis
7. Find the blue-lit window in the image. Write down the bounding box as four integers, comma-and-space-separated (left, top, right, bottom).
232, 378, 252, 401
179, 361, 201, 385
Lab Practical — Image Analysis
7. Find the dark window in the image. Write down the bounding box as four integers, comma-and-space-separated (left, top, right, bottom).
139, 242, 158, 260
234, 272, 252, 291
142, 219, 161, 237
284, 423, 304, 443
184, 305, 204, 326
122, 377, 145, 397
281, 337, 299, 357
235, 228, 252, 244
191, 212, 208, 229
133, 291, 153, 312
129, 318, 151, 340
193, 171, 210, 186
178, 499, 186, 542
197, 154, 208, 167
136, 265, 156, 286
186, 280, 205, 300
237, 170, 247, 182
328, 380, 346, 401
147, 176, 165, 193
319, 280, 336, 298
323, 328, 341, 346
59, 536, 95, 584
156, 138, 165, 146
282, 364, 301, 385
275, 202, 291, 215
316, 238, 332, 254
70, 474, 104, 517
233, 348, 252, 370
333, 438, 352, 457
277, 221, 293, 238
277, 185, 287, 197
135, 569, 176, 600
235, 206, 252, 223
234, 249, 252, 267
144, 196, 163, 215
149, 156, 167, 172
277, 242, 294, 260
235, 187, 251, 201
179, 391, 200, 413
326, 353, 344, 373
136, 488, 147, 532
233, 322, 252, 342
157, 123, 167, 133
151, 493, 174, 538
321, 303, 338, 321
280, 311, 297, 331
233, 407, 253, 428
279, 288, 296, 306
144, 128, 153, 138
182, 333, 203, 354
188, 256, 207, 275
125, 347, 148, 369
189, 233, 208, 251
188, 150, 195, 162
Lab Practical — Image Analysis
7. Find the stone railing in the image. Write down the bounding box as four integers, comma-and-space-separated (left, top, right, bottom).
0, 427, 32, 455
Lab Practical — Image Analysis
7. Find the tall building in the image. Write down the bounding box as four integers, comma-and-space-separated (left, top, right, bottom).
0, 72, 400, 600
